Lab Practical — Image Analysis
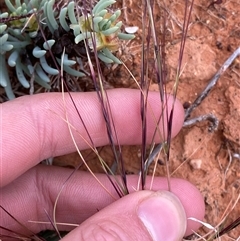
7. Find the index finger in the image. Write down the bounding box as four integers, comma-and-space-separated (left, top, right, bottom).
1, 89, 184, 186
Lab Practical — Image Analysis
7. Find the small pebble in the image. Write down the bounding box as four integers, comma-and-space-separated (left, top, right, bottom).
137, 149, 141, 158
233, 153, 240, 160
125, 26, 139, 34
190, 159, 202, 169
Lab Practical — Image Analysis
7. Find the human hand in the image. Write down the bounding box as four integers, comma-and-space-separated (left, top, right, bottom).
1, 89, 205, 240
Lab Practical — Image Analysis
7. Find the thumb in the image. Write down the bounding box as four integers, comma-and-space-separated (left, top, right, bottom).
61, 190, 187, 241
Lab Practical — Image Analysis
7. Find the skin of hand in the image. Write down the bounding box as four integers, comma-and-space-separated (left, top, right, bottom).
1, 89, 205, 241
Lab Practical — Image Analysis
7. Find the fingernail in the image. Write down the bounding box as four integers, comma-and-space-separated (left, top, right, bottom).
137, 191, 187, 241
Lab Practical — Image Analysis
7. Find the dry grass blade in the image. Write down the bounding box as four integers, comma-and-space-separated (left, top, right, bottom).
84, 35, 129, 197
0, 206, 44, 241
141, 0, 195, 191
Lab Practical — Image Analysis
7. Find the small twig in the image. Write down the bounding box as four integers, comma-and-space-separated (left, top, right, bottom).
185, 47, 240, 120
147, 48, 240, 171
208, 0, 223, 9
143, 143, 163, 172
183, 113, 219, 132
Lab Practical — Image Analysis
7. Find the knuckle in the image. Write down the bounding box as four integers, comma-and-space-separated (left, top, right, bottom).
80, 219, 132, 241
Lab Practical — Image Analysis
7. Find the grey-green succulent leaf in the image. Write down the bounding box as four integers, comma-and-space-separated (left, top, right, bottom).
8, 50, 19, 67
0, 33, 9, 45
0, 43, 13, 54
35, 63, 50, 82
16, 59, 30, 88
46, 0, 59, 31
102, 47, 121, 64
43, 39, 55, 50
0, 24, 8, 34
5, 0, 16, 12
67, 1, 77, 24
40, 55, 59, 75
93, 0, 116, 15
1, 0, 135, 99
97, 52, 114, 63
118, 32, 135, 40
101, 26, 119, 36
59, 7, 70, 31
33, 46, 46, 58
75, 32, 91, 44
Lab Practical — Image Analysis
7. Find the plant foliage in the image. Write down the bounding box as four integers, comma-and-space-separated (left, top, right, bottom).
0, 0, 135, 99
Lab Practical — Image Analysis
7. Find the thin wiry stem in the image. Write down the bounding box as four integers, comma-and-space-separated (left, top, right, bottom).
0, 206, 44, 241
79, 8, 129, 196
185, 46, 240, 120
140, 0, 148, 190
142, 1, 195, 187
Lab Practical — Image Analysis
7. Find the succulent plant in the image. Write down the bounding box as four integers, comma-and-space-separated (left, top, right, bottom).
0, 0, 135, 100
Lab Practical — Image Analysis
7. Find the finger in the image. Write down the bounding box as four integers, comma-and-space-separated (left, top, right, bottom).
1, 165, 204, 237
62, 190, 187, 241
1, 89, 184, 186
